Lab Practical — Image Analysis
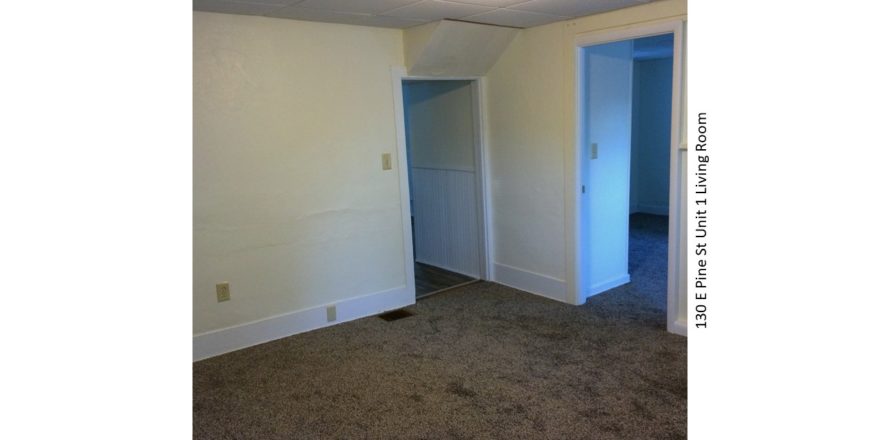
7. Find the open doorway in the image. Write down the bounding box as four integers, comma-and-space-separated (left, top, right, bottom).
629, 34, 674, 310
572, 21, 686, 335
401, 79, 484, 298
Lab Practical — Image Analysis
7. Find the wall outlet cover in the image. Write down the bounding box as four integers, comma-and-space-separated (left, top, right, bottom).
216, 282, 230, 302
326, 305, 337, 322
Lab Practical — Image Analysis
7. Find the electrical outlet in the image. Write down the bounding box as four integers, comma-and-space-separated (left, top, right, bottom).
381, 153, 392, 170
326, 305, 336, 322
216, 282, 230, 302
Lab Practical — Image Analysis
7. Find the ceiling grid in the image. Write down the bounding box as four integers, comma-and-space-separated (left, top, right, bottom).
193, 0, 654, 29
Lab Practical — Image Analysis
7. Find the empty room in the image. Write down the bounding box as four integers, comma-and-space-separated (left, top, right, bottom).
193, 0, 689, 438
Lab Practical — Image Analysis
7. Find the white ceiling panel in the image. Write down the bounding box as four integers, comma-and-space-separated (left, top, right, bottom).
194, 0, 657, 29
382, 1, 494, 21
297, 0, 419, 15
510, 0, 650, 18
463, 7, 567, 28
357, 14, 432, 28
243, 0, 303, 5
265, 5, 431, 28
193, 0, 288, 16
446, 0, 530, 6
266, 6, 371, 24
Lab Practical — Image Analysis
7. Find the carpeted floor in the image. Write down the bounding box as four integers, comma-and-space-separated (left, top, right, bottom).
627, 213, 671, 311
193, 214, 684, 439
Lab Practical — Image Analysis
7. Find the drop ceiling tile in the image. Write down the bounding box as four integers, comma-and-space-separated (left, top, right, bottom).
265, 6, 369, 24
464, 7, 567, 28
382, 0, 494, 21
511, 0, 650, 18
194, 0, 288, 16
446, 0, 530, 7
297, 0, 419, 15
234, 0, 305, 5
358, 14, 431, 28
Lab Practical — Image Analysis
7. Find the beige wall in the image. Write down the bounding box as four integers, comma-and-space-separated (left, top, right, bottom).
487, 24, 568, 279
193, 12, 405, 334
193, 0, 686, 338
486, 0, 687, 284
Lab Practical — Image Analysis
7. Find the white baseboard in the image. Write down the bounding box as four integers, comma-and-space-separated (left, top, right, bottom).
669, 318, 687, 336
493, 262, 567, 303
193, 285, 413, 362
589, 274, 631, 297
634, 203, 669, 216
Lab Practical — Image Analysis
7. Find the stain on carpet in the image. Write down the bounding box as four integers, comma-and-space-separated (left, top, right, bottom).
446, 382, 477, 398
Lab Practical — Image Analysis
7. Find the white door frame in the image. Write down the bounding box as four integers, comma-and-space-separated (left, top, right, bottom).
571, 19, 687, 336
390, 67, 494, 301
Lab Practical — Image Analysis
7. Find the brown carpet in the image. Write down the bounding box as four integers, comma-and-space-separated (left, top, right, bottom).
194, 290, 685, 438
194, 214, 685, 439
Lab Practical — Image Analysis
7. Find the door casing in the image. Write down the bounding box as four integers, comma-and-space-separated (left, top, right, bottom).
390, 69, 493, 302
571, 20, 687, 336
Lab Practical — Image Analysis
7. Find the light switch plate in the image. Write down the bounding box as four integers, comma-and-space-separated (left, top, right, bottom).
591, 143, 598, 159
382, 153, 392, 170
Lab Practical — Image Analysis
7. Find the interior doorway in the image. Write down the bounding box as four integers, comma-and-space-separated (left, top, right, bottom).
628, 34, 674, 310
572, 21, 686, 335
401, 79, 486, 298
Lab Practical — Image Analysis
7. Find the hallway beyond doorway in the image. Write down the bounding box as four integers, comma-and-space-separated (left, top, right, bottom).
415, 262, 475, 298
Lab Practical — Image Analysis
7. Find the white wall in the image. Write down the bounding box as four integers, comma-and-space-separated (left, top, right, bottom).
403, 81, 480, 277
630, 57, 673, 215
410, 168, 480, 277
485, 0, 686, 302
193, 12, 408, 349
582, 41, 634, 296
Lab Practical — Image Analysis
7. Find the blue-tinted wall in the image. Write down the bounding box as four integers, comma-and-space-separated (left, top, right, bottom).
630, 56, 673, 215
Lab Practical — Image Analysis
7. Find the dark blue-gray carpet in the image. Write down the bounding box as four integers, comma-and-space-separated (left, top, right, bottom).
193, 213, 685, 439
626, 213, 670, 310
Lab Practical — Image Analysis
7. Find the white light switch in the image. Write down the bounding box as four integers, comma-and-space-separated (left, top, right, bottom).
382, 153, 392, 170
591, 143, 598, 159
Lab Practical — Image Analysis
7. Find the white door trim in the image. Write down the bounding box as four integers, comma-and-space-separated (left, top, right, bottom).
571, 19, 687, 336
390, 67, 416, 300
390, 68, 494, 292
